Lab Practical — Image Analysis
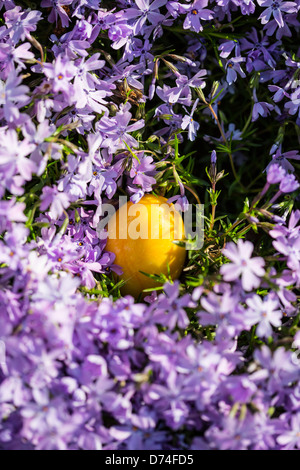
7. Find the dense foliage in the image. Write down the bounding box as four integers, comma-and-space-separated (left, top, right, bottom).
0, 0, 300, 450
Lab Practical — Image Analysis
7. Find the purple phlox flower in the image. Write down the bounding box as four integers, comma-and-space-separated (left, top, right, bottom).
240, 28, 280, 71
166, 1, 187, 18
70, 259, 103, 289
238, 0, 256, 15
131, 38, 154, 67
109, 409, 164, 450
40, 185, 70, 220
186, 35, 207, 62
268, 148, 300, 172
167, 194, 189, 212
0, 128, 36, 195
181, 98, 200, 141
123, 0, 167, 35
4, 6, 42, 43
108, 21, 133, 49
266, 161, 287, 184
204, 415, 255, 450
269, 209, 300, 239
182, 0, 214, 33
277, 413, 300, 449
272, 233, 300, 272
165, 69, 207, 104
220, 375, 257, 404
129, 152, 157, 192
225, 56, 246, 85
224, 123, 243, 141
96, 102, 144, 154
252, 88, 274, 121
21, 399, 83, 450
219, 39, 240, 59
88, 165, 118, 201
77, 84, 112, 115
153, 102, 183, 139
0, 68, 30, 123
263, 12, 300, 38
245, 294, 282, 338
198, 289, 247, 336
22, 119, 61, 176
214, 0, 239, 21
72, 0, 102, 18
268, 84, 290, 103
142, 374, 191, 431
95, 8, 117, 32
41, 0, 73, 28
50, 31, 91, 60
70, 18, 95, 42
66, 207, 97, 244
43, 54, 76, 98
220, 239, 265, 291
126, 185, 145, 203
149, 281, 194, 329
31, 275, 81, 333
21, 250, 52, 283
272, 271, 297, 315
143, 10, 174, 41
55, 105, 95, 136
85, 132, 103, 167
57, 153, 90, 202
35, 230, 80, 269
250, 345, 300, 392
0, 1, 15, 12
74, 53, 105, 89
110, 62, 144, 92
205, 122, 243, 145
72, 54, 107, 109
279, 172, 300, 193
0, 197, 26, 232
0, 42, 34, 80
284, 86, 300, 118
257, 0, 298, 28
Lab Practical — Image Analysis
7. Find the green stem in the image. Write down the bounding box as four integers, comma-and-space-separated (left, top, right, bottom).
207, 103, 246, 191
210, 204, 216, 232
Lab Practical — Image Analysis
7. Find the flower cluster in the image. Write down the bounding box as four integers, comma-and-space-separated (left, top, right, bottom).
0, 0, 300, 450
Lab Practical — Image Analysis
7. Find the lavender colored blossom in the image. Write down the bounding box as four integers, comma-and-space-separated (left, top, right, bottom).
181, 98, 200, 141
266, 162, 287, 184
277, 414, 300, 449
165, 69, 207, 104
4, 6, 42, 43
0, 43, 34, 80
220, 239, 266, 291
245, 294, 282, 338
43, 54, 76, 97
96, 103, 144, 154
225, 56, 246, 85
285, 86, 300, 119
279, 173, 300, 193
252, 100, 274, 121
182, 0, 214, 33
40, 186, 70, 220
41, 0, 73, 28
0, 68, 30, 123
128, 153, 157, 193
0, 129, 36, 195
123, 0, 167, 35
257, 0, 298, 28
